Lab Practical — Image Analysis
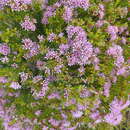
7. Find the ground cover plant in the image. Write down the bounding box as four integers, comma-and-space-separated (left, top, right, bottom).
0, 0, 130, 129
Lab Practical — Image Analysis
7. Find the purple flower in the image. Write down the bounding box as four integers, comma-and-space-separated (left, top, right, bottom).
35, 78, 50, 98
114, 56, 124, 68
42, 6, 56, 24
35, 110, 41, 116
110, 97, 130, 112
33, 75, 43, 83
54, 64, 63, 73
62, 0, 89, 10
58, 32, 64, 38
45, 50, 59, 60
80, 89, 91, 98
0, 56, 9, 63
63, 7, 73, 22
77, 104, 87, 110
127, 17, 130, 21
98, 4, 105, 19
22, 38, 39, 59
22, 38, 34, 50
107, 44, 123, 58
9, 0, 32, 11
118, 26, 127, 34
42, 126, 49, 130
0, 0, 8, 10
104, 97, 130, 125
21, 16, 36, 31
78, 66, 85, 74
37, 35, 45, 42
72, 111, 83, 118
103, 80, 111, 97
61, 120, 70, 127
104, 112, 122, 126
47, 33, 56, 42
96, 20, 105, 28
36, 60, 45, 70
11, 63, 18, 68
49, 118, 60, 127
48, 92, 60, 99
66, 25, 94, 66
107, 26, 118, 40
121, 37, 126, 44
107, 26, 118, 34
59, 44, 69, 55
0, 44, 10, 55
19, 72, 29, 82
0, 77, 8, 83
10, 82, 21, 89
90, 111, 100, 120
116, 66, 127, 76
23, 0, 32, 4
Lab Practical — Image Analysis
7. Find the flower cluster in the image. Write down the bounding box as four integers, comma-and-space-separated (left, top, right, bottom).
0, 0, 8, 10
42, 5, 58, 24
107, 44, 128, 76
63, 6, 73, 22
47, 33, 57, 42
22, 38, 39, 59
66, 25, 99, 70
42, 0, 89, 24
0, 43, 10, 56
104, 98, 130, 125
107, 26, 118, 41
62, 0, 89, 10
0, 0, 32, 11
21, 16, 37, 31
8, 0, 32, 11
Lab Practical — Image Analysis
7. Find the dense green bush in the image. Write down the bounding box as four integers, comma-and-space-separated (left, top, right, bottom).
0, 0, 130, 129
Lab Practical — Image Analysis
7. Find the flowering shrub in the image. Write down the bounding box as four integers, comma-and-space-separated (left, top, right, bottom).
0, 0, 130, 129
